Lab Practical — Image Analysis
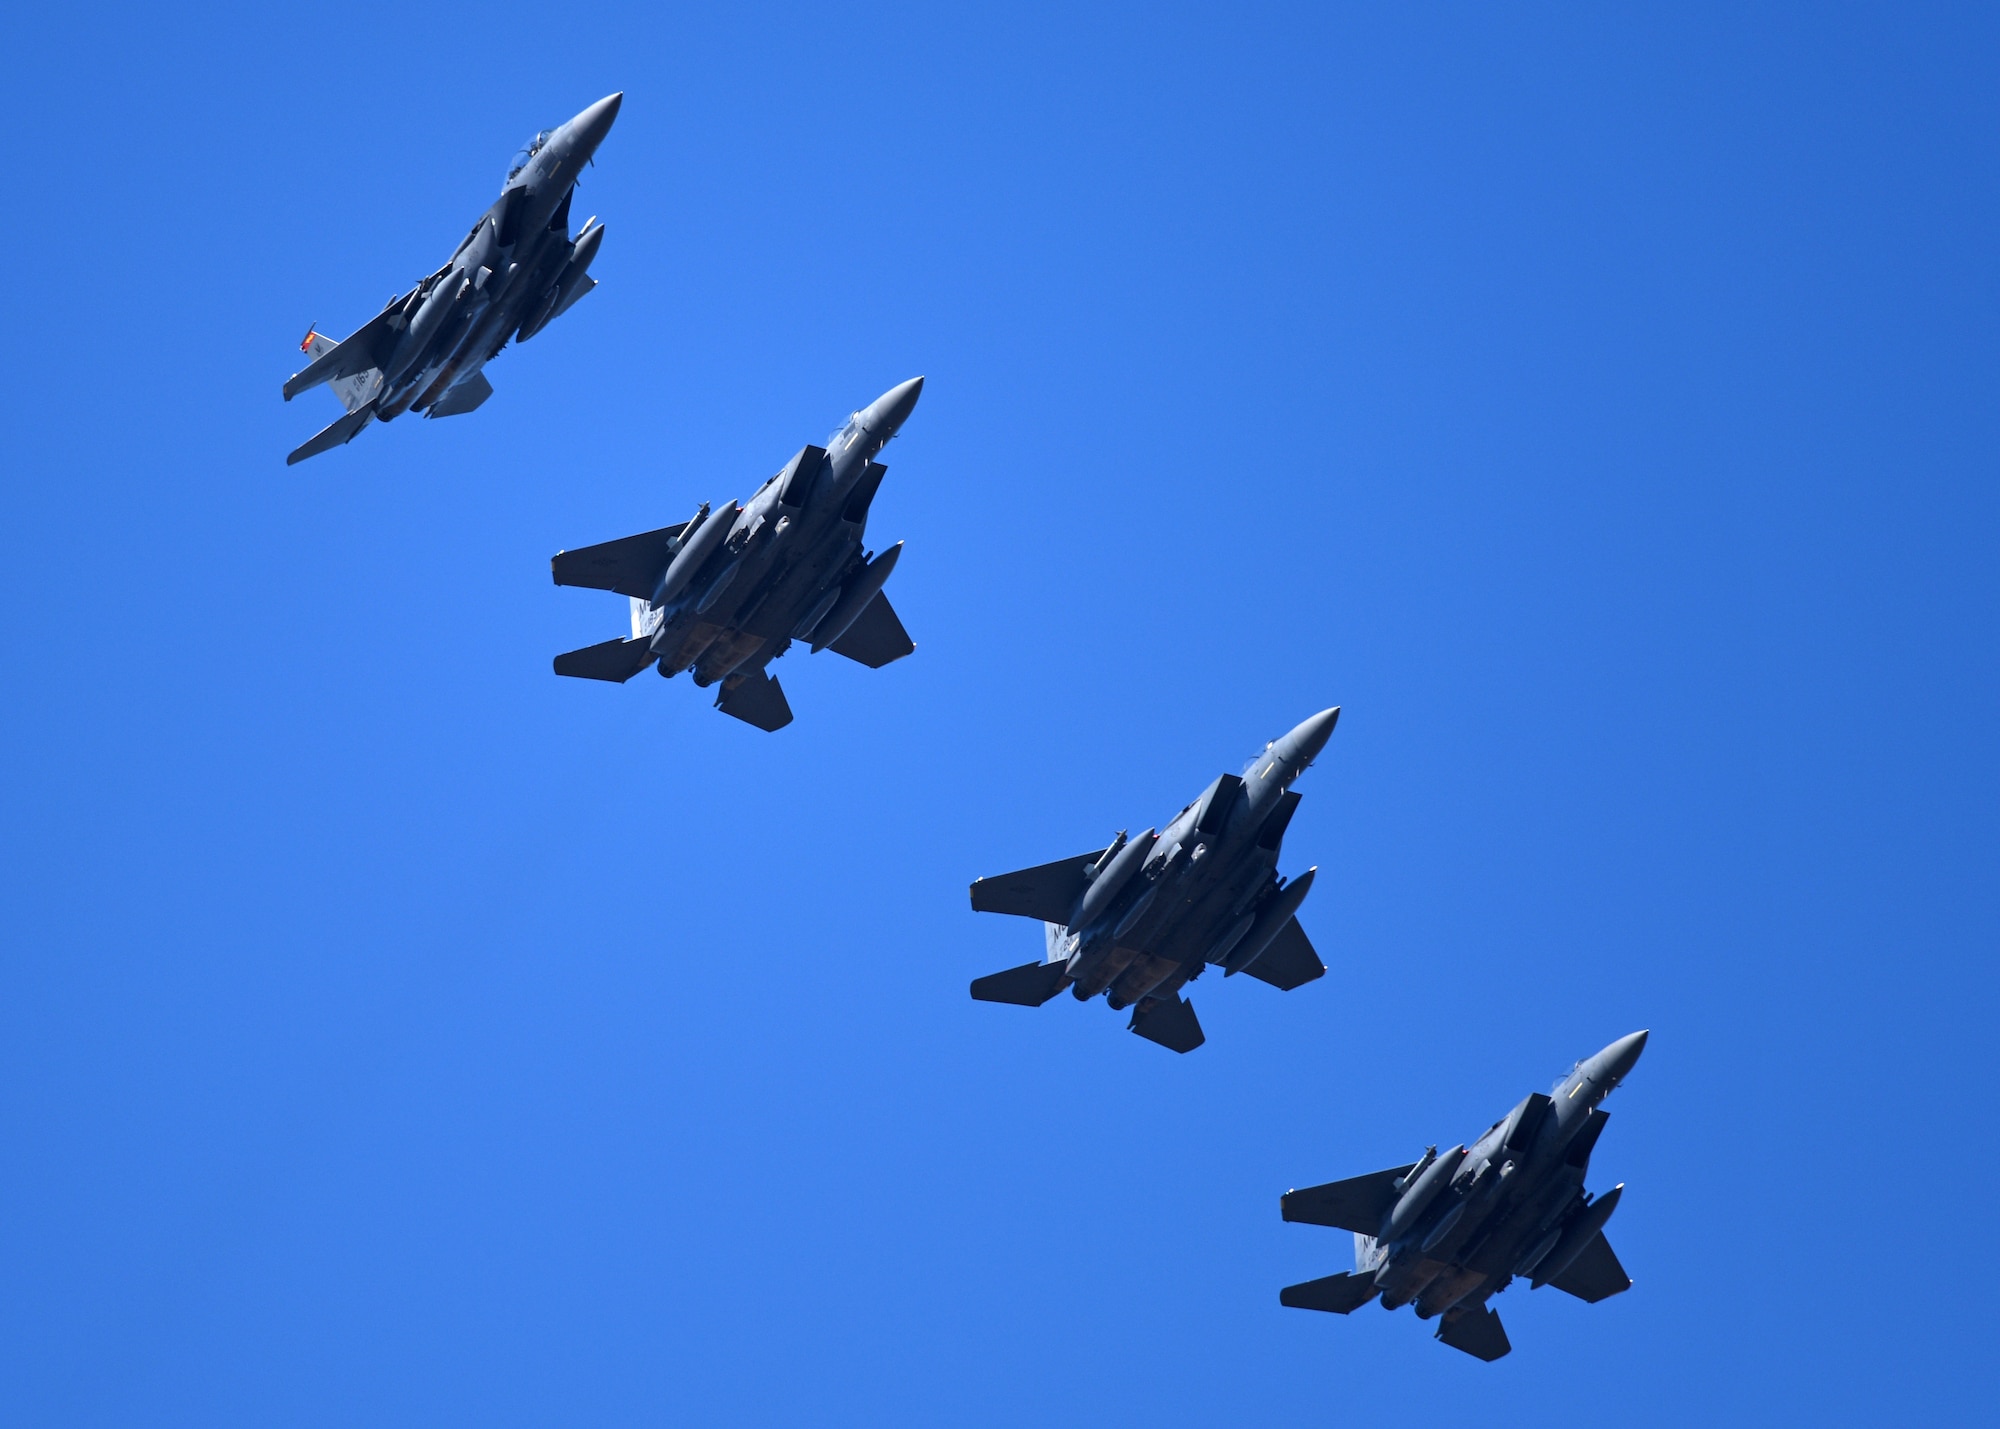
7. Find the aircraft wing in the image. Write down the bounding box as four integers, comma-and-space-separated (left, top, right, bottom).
969, 851, 1101, 924
552, 523, 693, 600
1547, 1231, 1631, 1303
1281, 1163, 1416, 1234
828, 592, 914, 668
427, 371, 493, 417
1240, 916, 1326, 991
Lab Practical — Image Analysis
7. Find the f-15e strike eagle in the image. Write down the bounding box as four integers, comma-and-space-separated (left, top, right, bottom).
549, 378, 926, 731
1279, 1030, 1648, 1360
281, 94, 623, 465
968, 709, 1338, 1052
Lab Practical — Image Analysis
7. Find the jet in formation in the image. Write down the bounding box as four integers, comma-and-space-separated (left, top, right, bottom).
967, 709, 1338, 1052
1278, 1029, 1648, 1360
280, 93, 624, 465
548, 378, 926, 730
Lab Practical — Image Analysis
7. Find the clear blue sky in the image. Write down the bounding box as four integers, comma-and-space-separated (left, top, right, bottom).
2, 3, 1994, 1423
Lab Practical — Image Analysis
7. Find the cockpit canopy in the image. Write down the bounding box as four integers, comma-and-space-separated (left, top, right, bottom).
1242, 739, 1278, 778
505, 129, 555, 185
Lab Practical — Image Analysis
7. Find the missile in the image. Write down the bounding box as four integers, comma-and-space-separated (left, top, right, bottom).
1222, 866, 1318, 976
1072, 829, 1158, 930
1530, 1184, 1624, 1288
655, 501, 739, 605
809, 543, 903, 651
1380, 1144, 1467, 1242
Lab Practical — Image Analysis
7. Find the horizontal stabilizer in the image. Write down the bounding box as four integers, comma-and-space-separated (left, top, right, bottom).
1239, 916, 1325, 992
969, 852, 1100, 924
828, 592, 915, 668
286, 400, 377, 465
284, 305, 400, 401
969, 960, 1071, 1007
553, 636, 655, 683
716, 669, 793, 732
1129, 995, 1204, 1053
1436, 1304, 1511, 1361
1546, 1231, 1631, 1303
427, 370, 493, 418
552, 523, 693, 599
299, 329, 383, 413
1280, 1272, 1380, 1315
1281, 1164, 1415, 1235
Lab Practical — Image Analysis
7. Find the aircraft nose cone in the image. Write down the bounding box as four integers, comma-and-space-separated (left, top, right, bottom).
1286, 707, 1341, 765
1591, 1029, 1649, 1086
865, 376, 925, 434
570, 91, 624, 153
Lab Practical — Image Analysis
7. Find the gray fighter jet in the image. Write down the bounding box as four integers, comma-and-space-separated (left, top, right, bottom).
1279, 1030, 1648, 1361
280, 93, 623, 465
967, 709, 1338, 1052
548, 378, 926, 730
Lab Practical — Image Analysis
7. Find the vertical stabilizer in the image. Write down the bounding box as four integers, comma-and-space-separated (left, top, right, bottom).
1043, 921, 1076, 965
1354, 1233, 1385, 1274
292, 326, 387, 411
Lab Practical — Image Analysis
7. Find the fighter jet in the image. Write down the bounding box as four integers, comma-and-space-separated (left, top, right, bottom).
1279, 1029, 1648, 1361
967, 709, 1338, 1052
548, 378, 926, 730
280, 93, 623, 465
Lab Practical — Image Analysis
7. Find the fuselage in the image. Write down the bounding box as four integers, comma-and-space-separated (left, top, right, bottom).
1056, 708, 1339, 1011
371, 93, 621, 421
1366, 1031, 1648, 1320
638, 379, 925, 691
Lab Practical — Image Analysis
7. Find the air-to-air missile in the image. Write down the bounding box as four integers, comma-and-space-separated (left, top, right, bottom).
280, 94, 623, 465
967, 710, 1339, 1052
1278, 1030, 1649, 1361
548, 379, 926, 731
